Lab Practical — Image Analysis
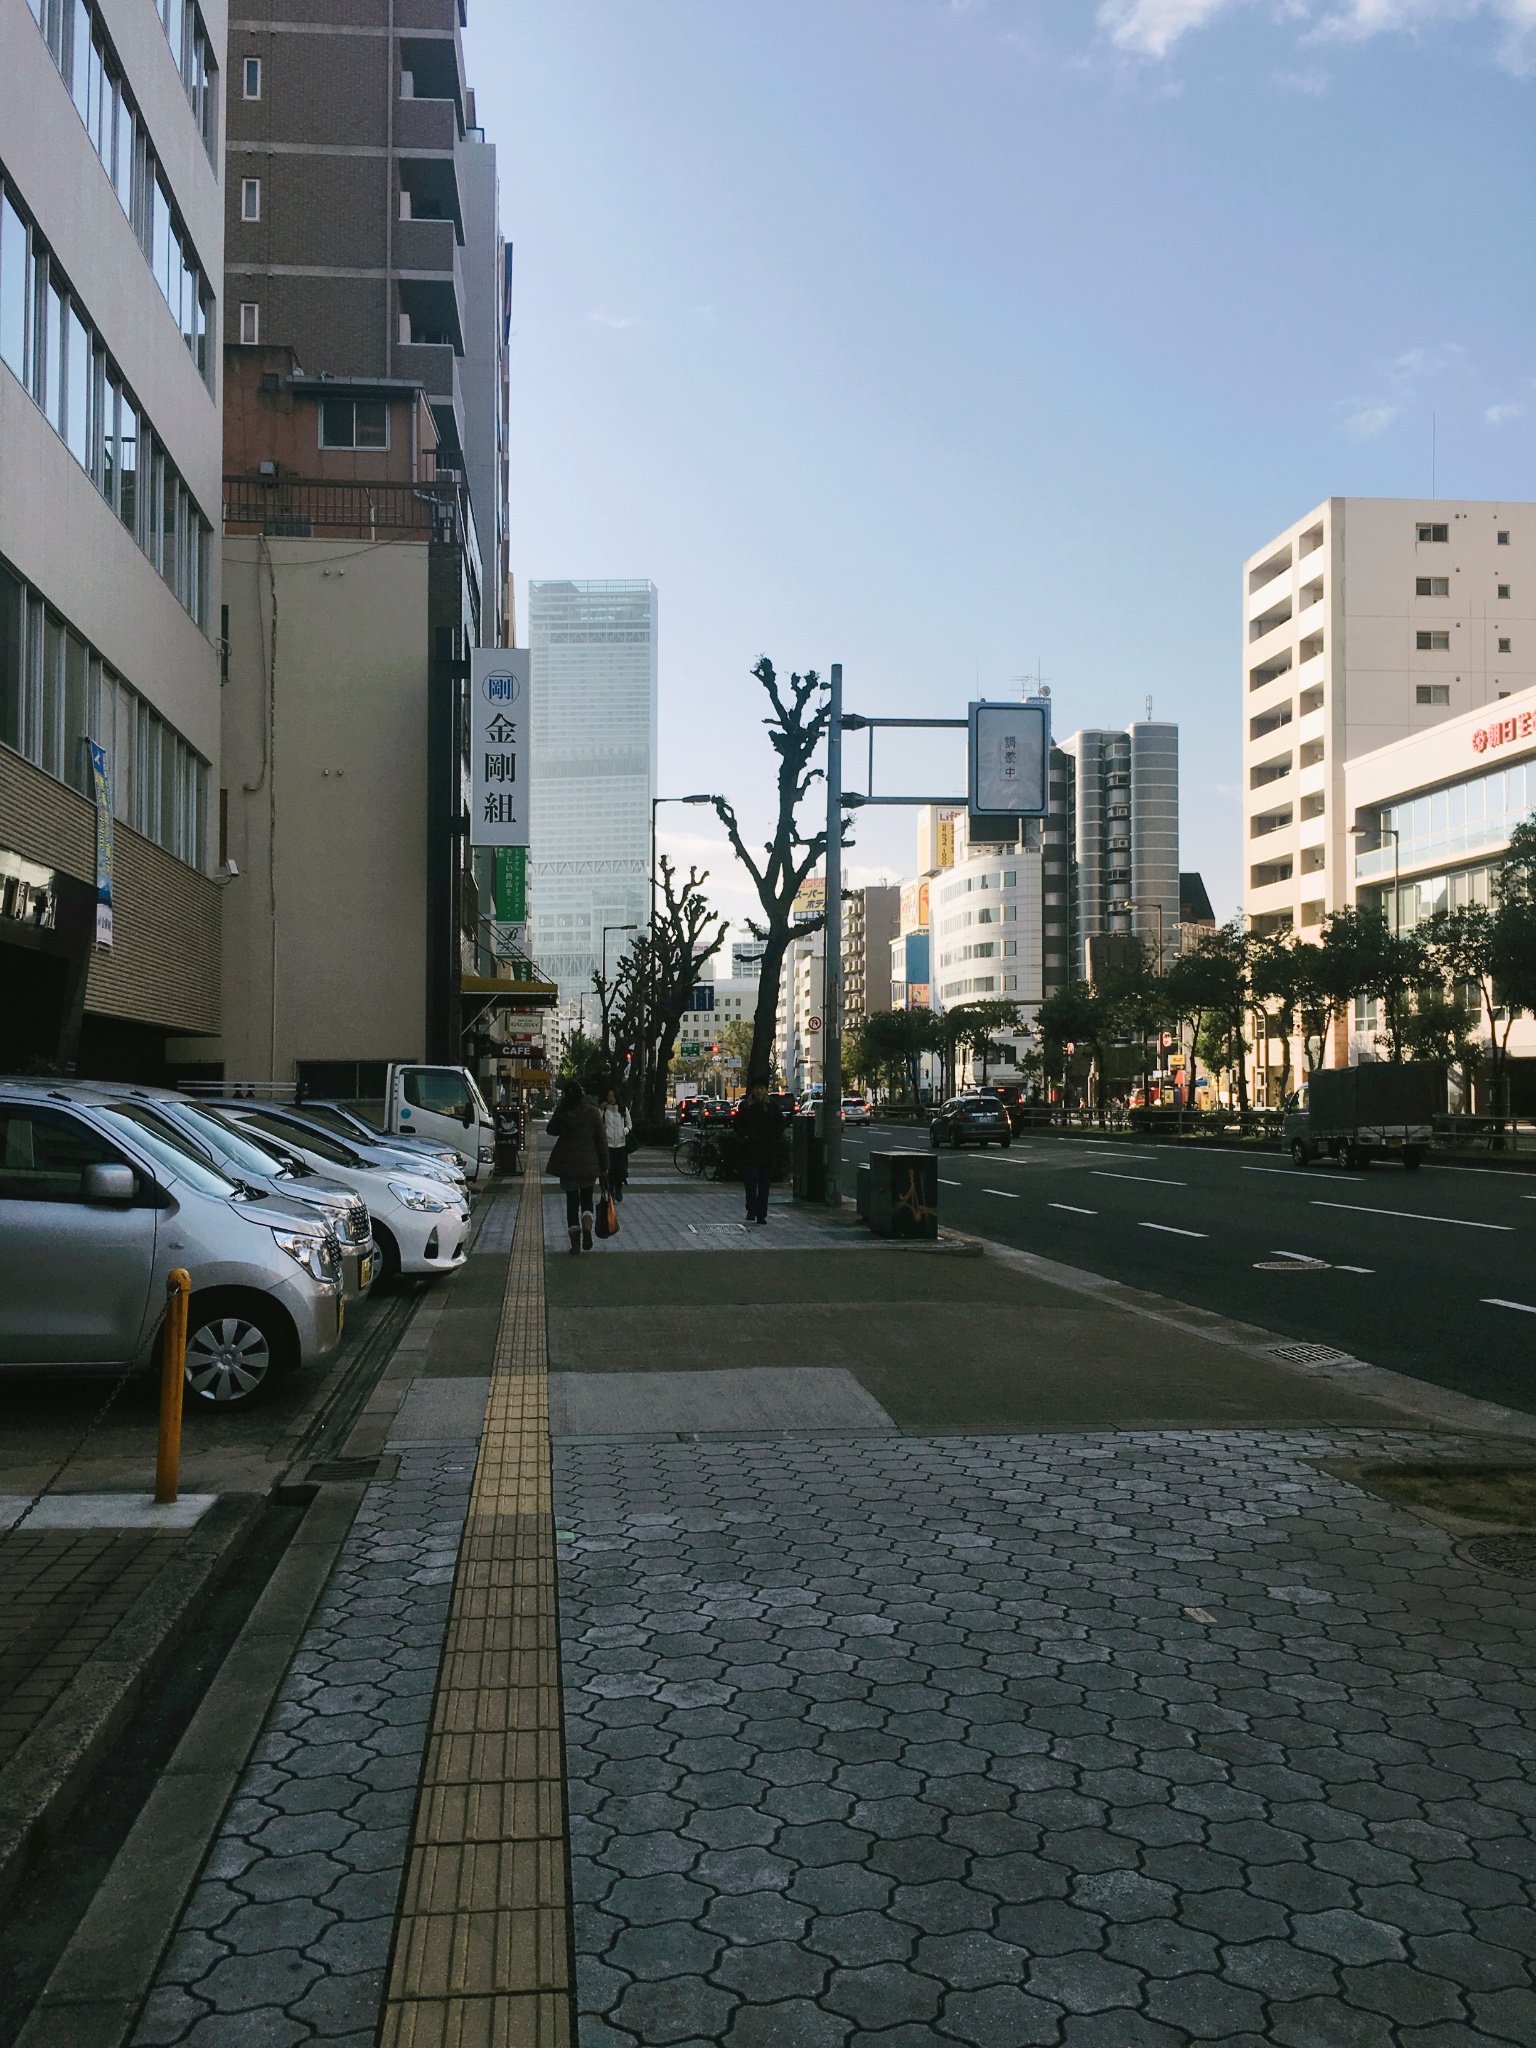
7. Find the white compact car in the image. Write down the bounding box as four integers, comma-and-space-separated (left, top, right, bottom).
218, 1105, 470, 1285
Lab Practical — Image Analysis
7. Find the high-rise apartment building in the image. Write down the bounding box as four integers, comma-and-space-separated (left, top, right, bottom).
843, 884, 898, 1024
216, 3, 507, 1080
1056, 724, 1180, 979
528, 580, 657, 1035
2, 0, 225, 1076
1242, 498, 1534, 942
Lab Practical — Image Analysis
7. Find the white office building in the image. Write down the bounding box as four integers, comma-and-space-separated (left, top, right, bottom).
1242, 497, 1534, 944
527, 579, 657, 1037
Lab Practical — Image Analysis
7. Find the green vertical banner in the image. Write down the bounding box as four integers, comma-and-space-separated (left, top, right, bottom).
494, 844, 526, 921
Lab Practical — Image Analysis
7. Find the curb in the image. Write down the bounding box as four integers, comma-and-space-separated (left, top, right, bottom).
0, 1493, 261, 1920
976, 1235, 1536, 1443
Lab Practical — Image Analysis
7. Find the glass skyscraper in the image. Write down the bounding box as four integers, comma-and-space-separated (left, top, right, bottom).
527, 580, 658, 1035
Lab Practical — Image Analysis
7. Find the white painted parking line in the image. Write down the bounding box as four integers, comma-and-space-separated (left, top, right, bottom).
1243, 1166, 1362, 1183
1094, 1171, 1187, 1187
982, 1188, 1019, 1199
1049, 1202, 1097, 1214
1139, 1222, 1207, 1238
1483, 1297, 1536, 1315
1336, 1264, 1376, 1274
1311, 1200, 1513, 1232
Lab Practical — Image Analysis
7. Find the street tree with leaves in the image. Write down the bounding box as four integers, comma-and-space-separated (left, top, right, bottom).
861, 1008, 942, 1109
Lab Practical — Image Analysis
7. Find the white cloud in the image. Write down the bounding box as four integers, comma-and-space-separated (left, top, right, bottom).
1486, 400, 1528, 423
1099, 0, 1233, 58
1340, 402, 1400, 439
1098, 0, 1536, 71
587, 309, 643, 331
1274, 64, 1332, 87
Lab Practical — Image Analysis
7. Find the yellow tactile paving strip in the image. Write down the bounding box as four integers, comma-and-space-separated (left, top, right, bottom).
381, 1156, 575, 2048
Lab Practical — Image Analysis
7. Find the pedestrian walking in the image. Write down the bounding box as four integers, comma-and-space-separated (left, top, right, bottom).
546, 1080, 610, 1254
601, 1088, 633, 1202
733, 1081, 783, 1226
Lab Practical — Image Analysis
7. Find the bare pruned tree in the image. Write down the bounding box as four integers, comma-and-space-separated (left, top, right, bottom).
593, 857, 726, 1123
712, 657, 848, 1087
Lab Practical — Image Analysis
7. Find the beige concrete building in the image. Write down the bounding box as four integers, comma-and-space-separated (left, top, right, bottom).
1, 0, 225, 1075
1242, 497, 1534, 944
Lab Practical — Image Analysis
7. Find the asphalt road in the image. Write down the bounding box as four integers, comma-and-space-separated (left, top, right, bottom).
843, 1122, 1536, 1414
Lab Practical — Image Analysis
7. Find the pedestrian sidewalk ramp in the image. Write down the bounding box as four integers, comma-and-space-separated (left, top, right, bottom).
549, 1365, 896, 1437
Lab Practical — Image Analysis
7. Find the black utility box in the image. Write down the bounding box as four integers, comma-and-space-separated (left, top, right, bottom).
868, 1150, 939, 1239
856, 1163, 870, 1220
792, 1115, 827, 1202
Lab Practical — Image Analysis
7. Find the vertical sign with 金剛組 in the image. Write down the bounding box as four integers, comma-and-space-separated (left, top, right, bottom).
88, 739, 113, 945
469, 649, 530, 847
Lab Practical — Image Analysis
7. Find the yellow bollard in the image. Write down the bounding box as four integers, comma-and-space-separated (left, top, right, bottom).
155, 1269, 191, 1506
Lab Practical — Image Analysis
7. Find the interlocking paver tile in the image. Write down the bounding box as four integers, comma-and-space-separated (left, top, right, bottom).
558, 1427, 1536, 2046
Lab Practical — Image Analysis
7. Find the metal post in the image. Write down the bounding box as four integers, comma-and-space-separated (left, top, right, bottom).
823, 663, 843, 1206
155, 1268, 190, 1505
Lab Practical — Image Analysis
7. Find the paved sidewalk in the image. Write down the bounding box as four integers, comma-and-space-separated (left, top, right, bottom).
558, 1427, 1536, 2047
543, 1184, 860, 1253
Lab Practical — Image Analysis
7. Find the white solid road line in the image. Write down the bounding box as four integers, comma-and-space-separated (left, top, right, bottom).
1140, 1222, 1207, 1238
1049, 1202, 1097, 1214
1311, 1200, 1513, 1232
1483, 1297, 1536, 1315
938, 1177, 962, 1186
983, 1188, 1020, 1199
1093, 1171, 1187, 1187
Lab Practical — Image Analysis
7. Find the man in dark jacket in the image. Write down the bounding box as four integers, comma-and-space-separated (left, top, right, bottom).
733, 1082, 783, 1226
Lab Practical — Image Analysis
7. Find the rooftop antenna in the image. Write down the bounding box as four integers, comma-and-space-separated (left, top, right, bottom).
1146, 694, 1153, 721
1011, 659, 1050, 700
1431, 412, 1437, 499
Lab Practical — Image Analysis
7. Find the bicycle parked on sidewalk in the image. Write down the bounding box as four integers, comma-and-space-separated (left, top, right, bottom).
672, 1127, 726, 1180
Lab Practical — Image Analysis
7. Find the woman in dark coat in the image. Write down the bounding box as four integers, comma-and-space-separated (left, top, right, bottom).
547, 1080, 610, 1253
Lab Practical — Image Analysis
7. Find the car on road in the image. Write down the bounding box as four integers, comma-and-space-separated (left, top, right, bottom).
211, 1104, 471, 1286
929, 1095, 1013, 1149
82, 1090, 378, 1303
0, 1083, 343, 1404
841, 1097, 872, 1125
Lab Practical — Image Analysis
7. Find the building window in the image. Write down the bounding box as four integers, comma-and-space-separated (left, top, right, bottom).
1415, 577, 1449, 598
1499, 638, 1512, 654
1416, 684, 1450, 705
239, 302, 259, 344
1300, 900, 1325, 928
1497, 584, 1511, 599
1301, 845, 1325, 874
241, 178, 261, 222
319, 399, 389, 450
1416, 631, 1450, 651
243, 56, 262, 98
1498, 530, 1510, 544
1417, 523, 1449, 543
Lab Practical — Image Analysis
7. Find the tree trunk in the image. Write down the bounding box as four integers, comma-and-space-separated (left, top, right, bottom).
748, 927, 792, 1089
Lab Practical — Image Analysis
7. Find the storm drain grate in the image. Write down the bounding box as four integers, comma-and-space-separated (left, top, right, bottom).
1269, 1342, 1364, 1369
307, 1457, 382, 1483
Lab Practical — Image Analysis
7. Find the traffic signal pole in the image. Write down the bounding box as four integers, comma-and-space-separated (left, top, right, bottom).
822, 662, 843, 1205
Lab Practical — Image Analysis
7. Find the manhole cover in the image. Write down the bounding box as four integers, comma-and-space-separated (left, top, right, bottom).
1269, 1343, 1363, 1369
1462, 1534, 1536, 1576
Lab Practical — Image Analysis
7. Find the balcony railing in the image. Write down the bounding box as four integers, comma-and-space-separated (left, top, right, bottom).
223, 477, 468, 546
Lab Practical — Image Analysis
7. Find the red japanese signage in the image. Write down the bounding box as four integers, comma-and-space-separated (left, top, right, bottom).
1472, 708, 1535, 754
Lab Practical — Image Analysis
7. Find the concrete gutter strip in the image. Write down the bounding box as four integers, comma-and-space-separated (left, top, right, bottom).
13, 1480, 369, 2048
0, 1493, 262, 1919
979, 1236, 1536, 1443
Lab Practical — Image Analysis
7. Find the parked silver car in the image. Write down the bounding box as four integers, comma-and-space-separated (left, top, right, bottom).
0, 1084, 344, 1404
86, 1089, 378, 1302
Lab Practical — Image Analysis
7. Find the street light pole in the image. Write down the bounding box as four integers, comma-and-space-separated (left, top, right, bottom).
823, 663, 843, 1206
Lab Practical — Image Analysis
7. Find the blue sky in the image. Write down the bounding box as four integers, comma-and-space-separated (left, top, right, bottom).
464, 0, 1533, 946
